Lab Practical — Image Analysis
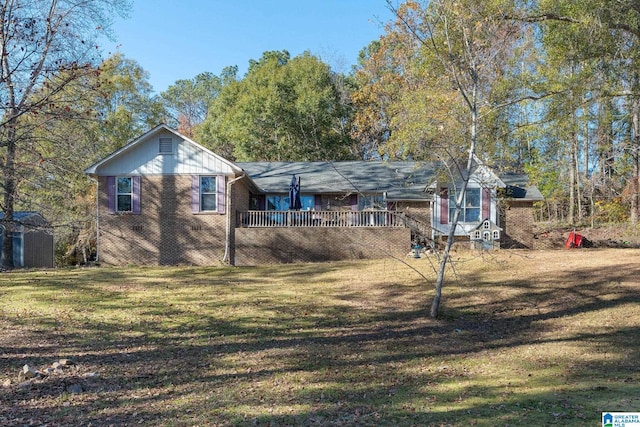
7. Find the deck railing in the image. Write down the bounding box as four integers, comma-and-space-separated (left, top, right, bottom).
238, 210, 407, 228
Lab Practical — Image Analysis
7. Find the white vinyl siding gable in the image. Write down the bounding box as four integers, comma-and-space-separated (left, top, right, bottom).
433, 181, 496, 236
95, 131, 237, 176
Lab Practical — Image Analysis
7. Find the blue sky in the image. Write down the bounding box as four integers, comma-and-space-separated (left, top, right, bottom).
102, 1, 396, 94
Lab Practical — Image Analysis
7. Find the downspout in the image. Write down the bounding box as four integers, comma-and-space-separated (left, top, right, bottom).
223, 172, 245, 265
430, 198, 436, 243
89, 176, 99, 263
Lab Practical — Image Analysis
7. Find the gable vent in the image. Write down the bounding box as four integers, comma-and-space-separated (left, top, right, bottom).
159, 137, 173, 154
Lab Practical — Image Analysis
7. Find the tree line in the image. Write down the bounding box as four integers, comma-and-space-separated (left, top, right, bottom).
1, 0, 639, 268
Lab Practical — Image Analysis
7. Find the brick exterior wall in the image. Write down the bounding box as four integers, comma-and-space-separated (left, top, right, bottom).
98, 175, 227, 265
97, 173, 538, 265
98, 174, 417, 266
234, 227, 411, 265
499, 200, 536, 249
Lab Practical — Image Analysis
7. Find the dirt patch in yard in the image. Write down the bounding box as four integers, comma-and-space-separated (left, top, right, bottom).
533, 223, 640, 249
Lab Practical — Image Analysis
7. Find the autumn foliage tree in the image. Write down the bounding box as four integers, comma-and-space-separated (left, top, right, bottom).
0, 0, 130, 268
23, 53, 165, 265
354, 0, 521, 317
522, 0, 640, 225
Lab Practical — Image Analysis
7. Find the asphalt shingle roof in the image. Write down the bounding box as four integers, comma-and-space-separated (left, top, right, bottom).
236, 161, 544, 202
236, 161, 438, 201
500, 173, 544, 201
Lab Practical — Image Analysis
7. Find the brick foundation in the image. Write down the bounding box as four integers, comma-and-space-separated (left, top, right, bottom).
234, 227, 411, 265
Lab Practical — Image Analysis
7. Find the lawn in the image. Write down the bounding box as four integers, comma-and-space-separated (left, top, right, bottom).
0, 249, 639, 426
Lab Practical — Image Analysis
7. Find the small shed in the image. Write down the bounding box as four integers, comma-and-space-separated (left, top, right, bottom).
0, 212, 54, 268
470, 218, 502, 250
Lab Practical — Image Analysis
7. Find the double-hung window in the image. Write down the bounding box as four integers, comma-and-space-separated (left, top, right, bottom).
107, 176, 139, 214
449, 187, 480, 222
116, 177, 133, 212
200, 176, 217, 211
191, 175, 224, 214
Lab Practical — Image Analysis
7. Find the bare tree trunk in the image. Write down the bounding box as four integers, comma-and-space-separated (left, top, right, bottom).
584, 121, 589, 183
431, 77, 478, 319
631, 97, 640, 225
568, 140, 576, 225
575, 140, 582, 221
1, 119, 17, 269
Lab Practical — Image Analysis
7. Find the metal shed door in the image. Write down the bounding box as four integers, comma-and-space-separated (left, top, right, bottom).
0, 229, 24, 267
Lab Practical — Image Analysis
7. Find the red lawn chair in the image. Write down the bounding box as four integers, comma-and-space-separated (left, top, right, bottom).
565, 231, 584, 249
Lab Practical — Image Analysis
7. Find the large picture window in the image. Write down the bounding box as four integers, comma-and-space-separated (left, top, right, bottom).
116, 177, 132, 212
266, 195, 314, 211
449, 188, 480, 222
200, 176, 217, 211
358, 193, 385, 210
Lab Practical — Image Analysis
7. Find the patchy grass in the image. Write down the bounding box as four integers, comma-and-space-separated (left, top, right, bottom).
0, 249, 639, 426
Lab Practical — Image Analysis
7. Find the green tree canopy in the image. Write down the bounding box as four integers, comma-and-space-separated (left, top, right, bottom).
196, 50, 356, 161
161, 68, 238, 137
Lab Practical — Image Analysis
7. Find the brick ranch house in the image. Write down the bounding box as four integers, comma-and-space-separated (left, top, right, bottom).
84, 124, 543, 266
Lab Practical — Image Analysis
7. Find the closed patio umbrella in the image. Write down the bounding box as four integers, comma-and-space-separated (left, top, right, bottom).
289, 175, 302, 210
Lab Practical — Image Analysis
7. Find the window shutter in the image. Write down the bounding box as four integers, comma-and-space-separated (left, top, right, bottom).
106, 176, 115, 213
314, 195, 322, 211
350, 194, 358, 211
132, 176, 141, 214
440, 187, 448, 224
217, 175, 226, 214
191, 176, 200, 213
482, 187, 490, 220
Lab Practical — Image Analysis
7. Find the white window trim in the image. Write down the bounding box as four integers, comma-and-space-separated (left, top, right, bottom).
200, 176, 217, 212
116, 176, 133, 212
449, 187, 481, 223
